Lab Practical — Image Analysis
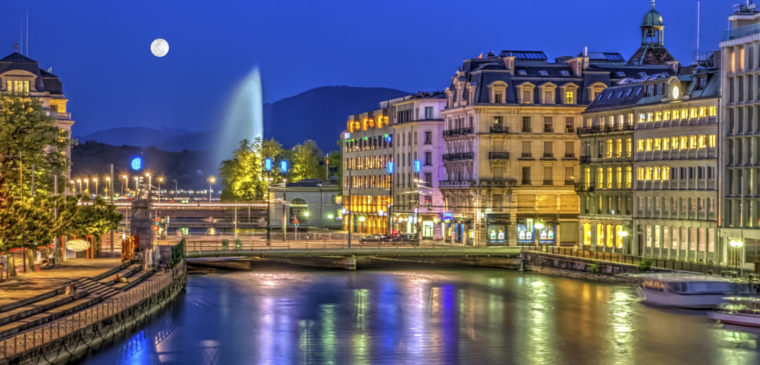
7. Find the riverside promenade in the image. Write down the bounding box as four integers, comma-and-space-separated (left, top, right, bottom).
0, 259, 121, 307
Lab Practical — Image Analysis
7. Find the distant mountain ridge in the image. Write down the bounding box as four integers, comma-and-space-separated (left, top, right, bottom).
77, 86, 411, 152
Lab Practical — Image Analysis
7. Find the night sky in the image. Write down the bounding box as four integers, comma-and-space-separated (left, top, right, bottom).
0, 0, 735, 136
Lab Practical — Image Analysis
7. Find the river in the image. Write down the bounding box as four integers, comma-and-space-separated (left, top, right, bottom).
80, 265, 760, 365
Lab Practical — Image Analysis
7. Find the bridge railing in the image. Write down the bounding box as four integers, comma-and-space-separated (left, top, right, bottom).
181, 239, 477, 253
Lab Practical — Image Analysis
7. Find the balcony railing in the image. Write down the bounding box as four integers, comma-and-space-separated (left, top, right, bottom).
723, 22, 760, 41
443, 128, 473, 138
488, 152, 510, 160
477, 178, 517, 187
564, 179, 575, 185
541, 153, 555, 160
577, 124, 634, 135
490, 125, 510, 134
442, 152, 474, 161
580, 155, 592, 163
565, 126, 575, 133
439, 180, 475, 188
543, 179, 553, 185
575, 182, 595, 192
563, 153, 577, 160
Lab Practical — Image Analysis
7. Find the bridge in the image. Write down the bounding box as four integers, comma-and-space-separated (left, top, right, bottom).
181, 240, 522, 270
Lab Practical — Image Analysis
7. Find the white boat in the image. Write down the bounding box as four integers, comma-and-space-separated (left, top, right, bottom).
708, 297, 760, 327
636, 273, 750, 309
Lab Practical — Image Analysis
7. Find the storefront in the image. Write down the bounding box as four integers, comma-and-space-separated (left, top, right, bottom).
486, 213, 509, 245
516, 218, 557, 246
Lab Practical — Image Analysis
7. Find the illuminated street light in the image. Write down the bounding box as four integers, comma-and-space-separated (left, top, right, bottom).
76, 178, 82, 195
303, 210, 310, 217
122, 174, 129, 195
729, 238, 746, 275
84, 178, 89, 194
145, 172, 152, 196
157, 176, 165, 201
93, 177, 98, 196
70, 180, 76, 195
207, 176, 216, 201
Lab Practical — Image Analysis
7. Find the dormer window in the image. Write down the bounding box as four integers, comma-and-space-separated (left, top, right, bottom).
560, 83, 578, 105
518, 83, 535, 104
541, 83, 556, 104
560, 70, 570, 76
5, 80, 30, 94
698, 77, 707, 89
588, 83, 607, 101
615, 71, 626, 78
489, 81, 507, 104
517, 69, 528, 76
538, 70, 549, 76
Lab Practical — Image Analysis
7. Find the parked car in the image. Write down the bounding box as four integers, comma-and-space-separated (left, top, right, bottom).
360, 235, 384, 243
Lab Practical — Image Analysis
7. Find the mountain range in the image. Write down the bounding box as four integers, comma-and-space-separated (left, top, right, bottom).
77, 86, 410, 152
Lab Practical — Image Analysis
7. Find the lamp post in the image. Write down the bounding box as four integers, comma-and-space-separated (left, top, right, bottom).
134, 176, 139, 196
70, 180, 75, 195
157, 176, 165, 201
386, 161, 394, 237
264, 158, 273, 244
207, 176, 216, 202
76, 179, 82, 195
280, 160, 289, 242
172, 179, 178, 197
122, 174, 128, 195
84, 178, 89, 195
105, 177, 111, 199
145, 173, 152, 197
93, 177, 98, 197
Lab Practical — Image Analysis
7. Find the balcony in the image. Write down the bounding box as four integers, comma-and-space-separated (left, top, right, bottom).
442, 152, 474, 162
443, 128, 473, 138
477, 178, 517, 187
518, 153, 534, 160
723, 22, 760, 41
576, 124, 634, 135
575, 183, 594, 192
540, 153, 556, 160
488, 152, 510, 160
544, 126, 554, 133
565, 126, 575, 133
562, 153, 577, 160
521, 180, 532, 186
580, 155, 591, 163
490, 125, 510, 134
439, 180, 475, 188
543, 179, 553, 186
564, 179, 575, 185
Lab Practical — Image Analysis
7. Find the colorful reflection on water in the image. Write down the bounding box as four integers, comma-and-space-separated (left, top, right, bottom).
81, 267, 760, 365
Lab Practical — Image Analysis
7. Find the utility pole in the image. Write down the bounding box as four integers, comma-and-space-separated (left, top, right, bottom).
347, 165, 352, 248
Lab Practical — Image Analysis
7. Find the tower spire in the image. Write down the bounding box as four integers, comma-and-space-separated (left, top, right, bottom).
651, 0, 656, 10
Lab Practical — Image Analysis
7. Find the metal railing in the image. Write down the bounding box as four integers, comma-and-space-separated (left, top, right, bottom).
442, 152, 474, 161
0, 263, 185, 359
442, 128, 473, 138
488, 152, 510, 160
526, 246, 750, 275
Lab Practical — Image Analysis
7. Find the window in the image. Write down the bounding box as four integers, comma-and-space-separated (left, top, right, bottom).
543, 141, 553, 157
645, 138, 652, 152
625, 166, 632, 188
521, 87, 533, 104
424, 151, 432, 166
424, 173, 432, 186
522, 116, 532, 132
616, 139, 623, 157
565, 167, 574, 182
698, 135, 707, 148
616, 167, 622, 188
698, 106, 707, 118
708, 106, 717, 117
597, 168, 604, 188
565, 141, 574, 157
424, 131, 432, 144
708, 134, 716, 148
543, 90, 554, 104
544, 167, 553, 185
494, 93, 502, 103
663, 137, 670, 150
637, 139, 645, 152
424, 107, 434, 120
607, 167, 613, 189
606, 139, 613, 158
653, 138, 661, 151
565, 90, 575, 104
522, 167, 531, 185
544, 117, 553, 132
584, 167, 591, 189
522, 141, 532, 157
597, 224, 604, 247
565, 117, 574, 133
626, 138, 632, 157
494, 115, 503, 126
663, 110, 670, 121
583, 223, 592, 246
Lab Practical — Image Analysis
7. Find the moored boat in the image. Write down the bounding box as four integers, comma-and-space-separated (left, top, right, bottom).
708, 297, 760, 327
637, 273, 750, 309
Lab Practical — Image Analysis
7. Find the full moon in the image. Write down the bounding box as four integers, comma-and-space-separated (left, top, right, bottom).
150, 38, 169, 57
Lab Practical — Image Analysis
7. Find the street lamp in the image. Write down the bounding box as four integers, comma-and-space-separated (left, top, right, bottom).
76, 179, 82, 195
105, 177, 111, 201
157, 176, 165, 201
122, 174, 128, 195
70, 180, 76, 195
264, 158, 273, 243
280, 160, 289, 242
386, 161, 394, 236
93, 177, 98, 196
207, 176, 216, 201
84, 178, 89, 195
134, 176, 139, 196
730, 238, 745, 275
145, 173, 152, 196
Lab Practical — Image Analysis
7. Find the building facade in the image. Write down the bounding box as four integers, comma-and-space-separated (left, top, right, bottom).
269, 179, 342, 230
383, 92, 446, 239
0, 49, 75, 185
720, 4, 760, 268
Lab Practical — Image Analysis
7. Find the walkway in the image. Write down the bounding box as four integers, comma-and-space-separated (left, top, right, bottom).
0, 258, 121, 307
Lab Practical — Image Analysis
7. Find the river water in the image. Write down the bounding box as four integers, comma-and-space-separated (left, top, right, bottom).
80, 265, 760, 365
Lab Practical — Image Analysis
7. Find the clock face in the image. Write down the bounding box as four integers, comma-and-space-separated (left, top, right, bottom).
671, 85, 680, 100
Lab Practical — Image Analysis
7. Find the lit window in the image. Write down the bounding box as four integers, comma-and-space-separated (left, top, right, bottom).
653, 138, 661, 151
597, 168, 604, 188
689, 135, 697, 149
637, 167, 644, 181
627, 113, 634, 125
708, 135, 716, 148
647, 112, 653, 122
615, 225, 624, 248
698, 135, 707, 148
663, 166, 670, 180
645, 167, 652, 181
616, 167, 622, 188
606, 139, 613, 158
672, 109, 680, 120
597, 224, 604, 247
645, 138, 652, 151
639, 114, 646, 123
565, 90, 575, 104
606, 225, 614, 248
637, 139, 645, 152
655, 111, 662, 121
679, 136, 687, 150
584, 168, 591, 189
708, 106, 717, 117
625, 167, 632, 188
698, 106, 707, 117
616, 139, 622, 157
671, 136, 679, 149
662, 137, 669, 150
663, 110, 670, 121
583, 223, 592, 246
607, 168, 613, 189
680, 109, 688, 119
626, 138, 632, 157
653, 167, 661, 181
689, 108, 698, 119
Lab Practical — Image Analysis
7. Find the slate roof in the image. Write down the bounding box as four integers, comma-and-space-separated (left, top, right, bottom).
0, 51, 64, 95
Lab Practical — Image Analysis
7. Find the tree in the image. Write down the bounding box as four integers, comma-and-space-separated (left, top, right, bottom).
0, 94, 68, 202
219, 139, 265, 201
261, 138, 287, 184
289, 140, 323, 182
0, 197, 54, 252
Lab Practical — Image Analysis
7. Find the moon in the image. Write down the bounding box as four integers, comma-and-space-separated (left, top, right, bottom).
150, 38, 169, 57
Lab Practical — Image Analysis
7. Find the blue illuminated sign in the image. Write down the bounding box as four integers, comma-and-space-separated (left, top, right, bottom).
384, 134, 392, 143
130, 157, 143, 171
413, 160, 421, 173
280, 160, 289, 174
264, 158, 273, 172
386, 161, 394, 174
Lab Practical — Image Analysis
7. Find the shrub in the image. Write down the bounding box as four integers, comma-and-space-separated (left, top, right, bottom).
234, 238, 242, 249
638, 258, 653, 272
221, 239, 229, 250
589, 263, 601, 273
